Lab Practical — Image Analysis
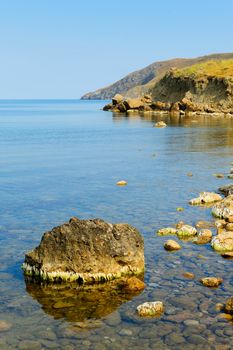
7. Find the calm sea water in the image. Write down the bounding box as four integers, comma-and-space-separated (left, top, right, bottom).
1, 100, 233, 349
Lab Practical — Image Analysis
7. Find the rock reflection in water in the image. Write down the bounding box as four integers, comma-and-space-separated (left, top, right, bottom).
25, 277, 144, 323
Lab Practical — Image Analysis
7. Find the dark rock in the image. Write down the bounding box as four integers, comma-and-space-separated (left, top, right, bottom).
116, 102, 128, 113
23, 217, 144, 283
219, 184, 233, 197
103, 103, 113, 111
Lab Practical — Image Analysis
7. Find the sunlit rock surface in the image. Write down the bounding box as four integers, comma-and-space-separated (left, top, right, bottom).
23, 217, 144, 283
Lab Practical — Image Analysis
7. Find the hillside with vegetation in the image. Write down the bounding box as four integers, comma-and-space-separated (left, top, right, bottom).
103, 59, 233, 115
150, 59, 233, 112
81, 53, 233, 100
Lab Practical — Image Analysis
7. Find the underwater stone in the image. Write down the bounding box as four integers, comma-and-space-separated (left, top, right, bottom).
137, 301, 164, 317
23, 217, 144, 283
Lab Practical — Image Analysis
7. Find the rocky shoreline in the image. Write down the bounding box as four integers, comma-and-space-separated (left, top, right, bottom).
103, 93, 233, 117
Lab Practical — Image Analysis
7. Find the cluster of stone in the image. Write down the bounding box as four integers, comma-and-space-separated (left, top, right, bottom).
103, 93, 233, 116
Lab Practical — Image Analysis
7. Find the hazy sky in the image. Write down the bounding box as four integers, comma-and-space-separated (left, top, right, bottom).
0, 0, 232, 98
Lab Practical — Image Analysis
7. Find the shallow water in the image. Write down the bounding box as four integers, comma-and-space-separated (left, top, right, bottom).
1, 100, 233, 349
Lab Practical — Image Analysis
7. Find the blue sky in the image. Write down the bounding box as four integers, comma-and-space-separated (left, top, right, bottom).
0, 0, 232, 98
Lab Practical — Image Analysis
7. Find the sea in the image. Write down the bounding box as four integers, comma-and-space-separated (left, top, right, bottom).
1, 99, 233, 349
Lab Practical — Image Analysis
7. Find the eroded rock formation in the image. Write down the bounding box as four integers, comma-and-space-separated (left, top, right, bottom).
23, 217, 144, 283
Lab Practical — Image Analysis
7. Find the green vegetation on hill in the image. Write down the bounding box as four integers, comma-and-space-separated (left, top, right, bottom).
174, 59, 233, 79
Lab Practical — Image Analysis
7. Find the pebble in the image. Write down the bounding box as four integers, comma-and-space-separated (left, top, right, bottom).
118, 328, 133, 336
184, 319, 200, 327
182, 272, 195, 279
137, 301, 164, 317
187, 334, 206, 345
18, 340, 42, 350
153, 121, 167, 128
200, 277, 223, 288
0, 320, 12, 332
164, 239, 181, 251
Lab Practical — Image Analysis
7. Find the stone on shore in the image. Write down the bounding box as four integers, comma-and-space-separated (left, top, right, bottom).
212, 195, 233, 219
211, 231, 233, 252
200, 277, 223, 288
153, 121, 167, 128
124, 98, 144, 109
23, 217, 144, 283
194, 229, 212, 244
176, 224, 197, 238
164, 239, 181, 251
112, 94, 124, 105
189, 192, 222, 205
137, 301, 164, 317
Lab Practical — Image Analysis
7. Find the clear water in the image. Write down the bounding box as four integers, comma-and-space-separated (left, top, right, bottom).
1, 100, 233, 349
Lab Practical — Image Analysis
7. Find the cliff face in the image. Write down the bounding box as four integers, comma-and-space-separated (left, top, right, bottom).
150, 61, 233, 112
103, 59, 233, 114
81, 53, 233, 100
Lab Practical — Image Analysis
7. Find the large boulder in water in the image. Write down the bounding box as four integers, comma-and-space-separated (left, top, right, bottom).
23, 217, 144, 283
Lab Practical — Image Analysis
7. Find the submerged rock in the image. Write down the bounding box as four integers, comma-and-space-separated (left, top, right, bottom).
0, 320, 12, 332
176, 224, 197, 238
23, 217, 144, 283
157, 227, 177, 236
118, 276, 146, 291
211, 231, 233, 252
136, 301, 164, 317
189, 192, 222, 205
153, 121, 167, 128
200, 277, 223, 288
213, 173, 224, 178
212, 195, 233, 219
164, 239, 181, 251
182, 272, 195, 279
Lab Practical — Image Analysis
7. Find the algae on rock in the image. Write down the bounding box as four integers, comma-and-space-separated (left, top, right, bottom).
23, 217, 144, 283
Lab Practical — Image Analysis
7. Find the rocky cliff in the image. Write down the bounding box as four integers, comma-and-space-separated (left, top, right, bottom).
150, 59, 233, 113
81, 53, 233, 100
103, 59, 233, 115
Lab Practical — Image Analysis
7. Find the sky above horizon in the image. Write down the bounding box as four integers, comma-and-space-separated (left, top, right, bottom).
0, 0, 233, 99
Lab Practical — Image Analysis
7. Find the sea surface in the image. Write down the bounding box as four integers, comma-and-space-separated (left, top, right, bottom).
1, 99, 233, 349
